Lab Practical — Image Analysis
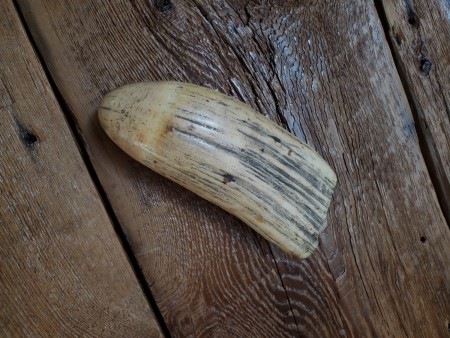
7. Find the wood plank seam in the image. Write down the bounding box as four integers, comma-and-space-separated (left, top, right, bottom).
10, 1, 172, 336
268, 244, 301, 331
373, 0, 450, 225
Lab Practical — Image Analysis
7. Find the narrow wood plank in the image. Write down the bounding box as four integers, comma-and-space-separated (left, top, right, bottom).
379, 0, 450, 220
0, 1, 163, 336
17, 0, 450, 337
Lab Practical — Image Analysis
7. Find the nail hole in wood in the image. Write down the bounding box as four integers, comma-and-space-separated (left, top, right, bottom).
407, 12, 420, 28
419, 59, 432, 74
420, 236, 427, 243
156, 0, 172, 12
17, 122, 38, 148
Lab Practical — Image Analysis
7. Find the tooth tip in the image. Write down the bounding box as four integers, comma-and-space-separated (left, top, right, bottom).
98, 98, 111, 129
98, 90, 123, 133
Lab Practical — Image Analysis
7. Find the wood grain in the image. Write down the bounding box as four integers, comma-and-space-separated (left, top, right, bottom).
0, 1, 163, 336
99, 82, 337, 258
17, 0, 450, 337
378, 0, 450, 221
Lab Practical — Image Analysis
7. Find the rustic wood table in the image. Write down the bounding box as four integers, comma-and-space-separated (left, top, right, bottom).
1, 0, 449, 337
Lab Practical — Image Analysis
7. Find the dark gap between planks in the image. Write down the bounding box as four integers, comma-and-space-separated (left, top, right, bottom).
11, 1, 172, 336
373, 0, 450, 226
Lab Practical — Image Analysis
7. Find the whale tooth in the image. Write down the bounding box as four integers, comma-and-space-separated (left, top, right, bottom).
99, 81, 337, 258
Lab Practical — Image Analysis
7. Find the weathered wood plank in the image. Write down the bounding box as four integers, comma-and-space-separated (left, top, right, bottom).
0, 1, 163, 336
17, 0, 450, 337
15, 3, 346, 337
378, 0, 450, 220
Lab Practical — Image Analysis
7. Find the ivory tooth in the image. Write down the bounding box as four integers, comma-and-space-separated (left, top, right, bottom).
98, 82, 337, 258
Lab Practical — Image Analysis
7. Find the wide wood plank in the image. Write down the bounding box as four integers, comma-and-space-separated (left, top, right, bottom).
18, 0, 450, 337
0, 1, 163, 336
379, 0, 450, 220
15, 3, 333, 337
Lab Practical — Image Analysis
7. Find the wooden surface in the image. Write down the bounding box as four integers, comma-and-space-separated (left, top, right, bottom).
0, 1, 163, 336
379, 0, 450, 220
3, 0, 449, 336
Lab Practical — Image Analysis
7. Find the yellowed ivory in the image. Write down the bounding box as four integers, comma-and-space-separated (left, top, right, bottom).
99, 82, 337, 258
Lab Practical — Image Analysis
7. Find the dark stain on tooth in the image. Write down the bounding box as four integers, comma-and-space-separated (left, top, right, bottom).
175, 114, 219, 131
222, 173, 235, 184
269, 135, 281, 143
